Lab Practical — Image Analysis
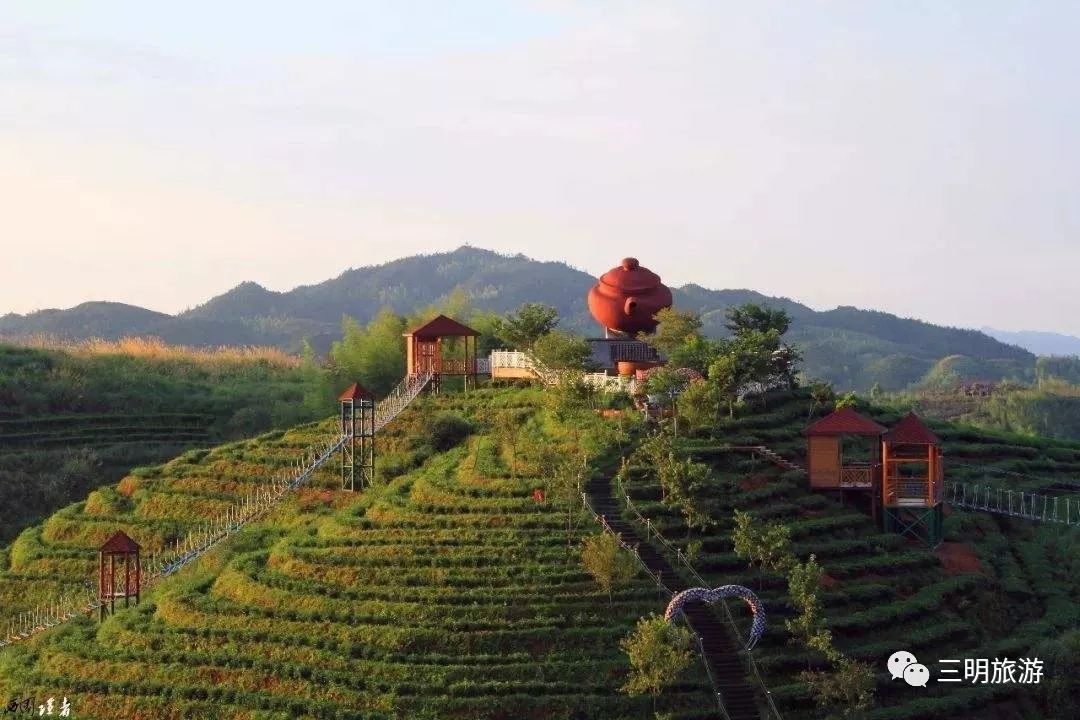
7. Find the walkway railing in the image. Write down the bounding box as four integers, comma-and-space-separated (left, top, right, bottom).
2, 372, 433, 648
2, 433, 344, 647
945, 481, 1078, 525
376, 372, 432, 430
580, 491, 733, 720
613, 477, 784, 720
488, 351, 560, 385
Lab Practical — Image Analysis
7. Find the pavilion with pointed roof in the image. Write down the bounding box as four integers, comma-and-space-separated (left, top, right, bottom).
98, 530, 140, 620
339, 381, 375, 492
882, 412, 944, 547
803, 407, 887, 494
403, 314, 480, 392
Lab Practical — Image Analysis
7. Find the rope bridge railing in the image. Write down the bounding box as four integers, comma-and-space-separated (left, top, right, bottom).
730, 443, 1077, 527
2, 372, 435, 648
374, 372, 432, 430
944, 481, 1079, 525
613, 476, 784, 720
2, 433, 345, 647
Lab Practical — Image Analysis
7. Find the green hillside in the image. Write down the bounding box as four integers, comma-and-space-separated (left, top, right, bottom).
0, 389, 714, 719
0, 247, 1035, 391
0, 342, 331, 544
1, 386, 1076, 719
637, 390, 1079, 719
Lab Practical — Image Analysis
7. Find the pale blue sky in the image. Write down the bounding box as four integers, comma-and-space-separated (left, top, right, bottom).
2, 1, 1079, 333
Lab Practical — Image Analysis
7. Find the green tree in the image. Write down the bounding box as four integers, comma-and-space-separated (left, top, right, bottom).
808, 381, 836, 418
646, 308, 704, 357
799, 658, 876, 720
660, 457, 712, 534
541, 446, 588, 551
725, 303, 791, 337
329, 308, 407, 396
785, 554, 838, 663
580, 531, 639, 602
531, 331, 593, 371
495, 303, 560, 350
676, 379, 720, 435
835, 392, 859, 411
550, 372, 601, 420
620, 614, 694, 699
637, 431, 676, 501
299, 338, 336, 416
731, 510, 794, 586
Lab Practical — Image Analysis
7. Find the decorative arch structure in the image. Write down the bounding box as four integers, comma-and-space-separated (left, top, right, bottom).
664, 585, 766, 652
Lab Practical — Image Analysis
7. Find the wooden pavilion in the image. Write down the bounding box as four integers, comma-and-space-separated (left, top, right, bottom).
803, 407, 887, 523
882, 412, 944, 547
339, 382, 375, 492
98, 530, 140, 620
403, 315, 480, 392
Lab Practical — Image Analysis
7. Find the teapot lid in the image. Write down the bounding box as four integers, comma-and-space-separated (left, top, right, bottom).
596, 257, 665, 295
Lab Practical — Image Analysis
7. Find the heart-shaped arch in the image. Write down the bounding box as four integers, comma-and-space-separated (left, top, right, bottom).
664, 585, 766, 652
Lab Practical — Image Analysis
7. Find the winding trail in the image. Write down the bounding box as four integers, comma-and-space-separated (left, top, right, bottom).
584, 473, 761, 720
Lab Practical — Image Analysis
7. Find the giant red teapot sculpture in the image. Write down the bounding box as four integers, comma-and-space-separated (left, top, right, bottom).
587, 257, 673, 335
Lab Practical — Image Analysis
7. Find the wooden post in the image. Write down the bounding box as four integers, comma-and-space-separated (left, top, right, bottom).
881, 439, 890, 507
110, 554, 116, 616
927, 443, 934, 506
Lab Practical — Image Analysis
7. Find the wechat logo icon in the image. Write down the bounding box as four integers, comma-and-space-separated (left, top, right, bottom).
888, 651, 929, 688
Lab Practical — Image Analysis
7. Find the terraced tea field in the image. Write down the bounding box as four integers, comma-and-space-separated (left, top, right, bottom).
3, 384, 1076, 719
0, 389, 716, 719
617, 390, 1079, 720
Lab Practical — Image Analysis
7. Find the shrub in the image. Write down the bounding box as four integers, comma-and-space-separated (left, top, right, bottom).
428, 413, 474, 451
619, 614, 694, 698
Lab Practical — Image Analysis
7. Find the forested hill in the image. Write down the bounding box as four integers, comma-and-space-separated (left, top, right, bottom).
0, 246, 1034, 391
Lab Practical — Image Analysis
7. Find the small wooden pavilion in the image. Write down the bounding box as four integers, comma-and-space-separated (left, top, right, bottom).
804, 408, 887, 490
403, 315, 480, 392
882, 413, 944, 547
98, 530, 140, 620
803, 408, 887, 522
339, 382, 375, 492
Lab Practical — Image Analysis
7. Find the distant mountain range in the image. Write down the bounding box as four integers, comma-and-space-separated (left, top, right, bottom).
981, 327, 1080, 357
0, 246, 1039, 391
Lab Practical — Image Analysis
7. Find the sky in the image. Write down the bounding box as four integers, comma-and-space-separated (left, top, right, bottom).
2, 1, 1079, 334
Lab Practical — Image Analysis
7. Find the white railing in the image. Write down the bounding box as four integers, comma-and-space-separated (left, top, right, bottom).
490, 351, 634, 391
945, 482, 1078, 525
2, 372, 435, 648
581, 373, 634, 392
2, 432, 345, 648
375, 372, 433, 431
488, 350, 559, 385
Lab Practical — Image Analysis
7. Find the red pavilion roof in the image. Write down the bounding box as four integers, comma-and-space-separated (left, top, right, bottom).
803, 407, 887, 437
338, 382, 374, 401
404, 314, 478, 340
100, 530, 140, 554
884, 412, 940, 445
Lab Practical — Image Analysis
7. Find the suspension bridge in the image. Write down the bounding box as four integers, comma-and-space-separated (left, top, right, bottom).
944, 481, 1079, 525
1, 371, 433, 649
738, 444, 1080, 527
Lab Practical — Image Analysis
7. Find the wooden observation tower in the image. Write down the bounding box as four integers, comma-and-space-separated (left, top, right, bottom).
803, 408, 887, 524
340, 382, 375, 492
98, 530, 140, 620
403, 315, 480, 392
882, 413, 944, 548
